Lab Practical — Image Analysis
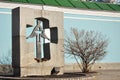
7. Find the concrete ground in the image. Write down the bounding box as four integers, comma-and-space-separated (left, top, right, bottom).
95, 69, 120, 80
0, 69, 120, 80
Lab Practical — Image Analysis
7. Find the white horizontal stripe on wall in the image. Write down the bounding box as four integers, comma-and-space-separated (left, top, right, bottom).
0, 12, 11, 14
64, 16, 120, 22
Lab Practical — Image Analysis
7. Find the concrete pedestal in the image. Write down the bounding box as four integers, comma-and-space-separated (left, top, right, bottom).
12, 7, 64, 77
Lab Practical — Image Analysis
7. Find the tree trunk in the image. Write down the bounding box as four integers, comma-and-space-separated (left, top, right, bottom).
82, 62, 90, 73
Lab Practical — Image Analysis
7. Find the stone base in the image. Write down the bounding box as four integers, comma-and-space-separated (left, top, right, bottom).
0, 72, 95, 80
0, 77, 96, 80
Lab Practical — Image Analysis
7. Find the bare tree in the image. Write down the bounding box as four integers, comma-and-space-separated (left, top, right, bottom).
65, 28, 108, 73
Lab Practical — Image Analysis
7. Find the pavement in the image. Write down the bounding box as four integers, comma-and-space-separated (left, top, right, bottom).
95, 69, 120, 80
0, 69, 120, 80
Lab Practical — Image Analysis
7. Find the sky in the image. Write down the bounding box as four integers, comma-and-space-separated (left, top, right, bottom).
0, 8, 120, 64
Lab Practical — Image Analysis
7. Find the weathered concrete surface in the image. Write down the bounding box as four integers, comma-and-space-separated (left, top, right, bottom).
12, 7, 64, 77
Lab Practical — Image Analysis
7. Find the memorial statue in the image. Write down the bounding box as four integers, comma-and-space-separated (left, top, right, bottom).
26, 19, 49, 62
12, 7, 64, 76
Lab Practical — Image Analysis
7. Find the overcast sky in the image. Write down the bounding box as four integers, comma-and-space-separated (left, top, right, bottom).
0, 8, 120, 64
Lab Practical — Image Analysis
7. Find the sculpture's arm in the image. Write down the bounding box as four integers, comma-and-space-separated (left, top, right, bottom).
41, 31, 50, 40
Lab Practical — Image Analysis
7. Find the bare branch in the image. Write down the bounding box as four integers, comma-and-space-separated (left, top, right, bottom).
65, 28, 109, 73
